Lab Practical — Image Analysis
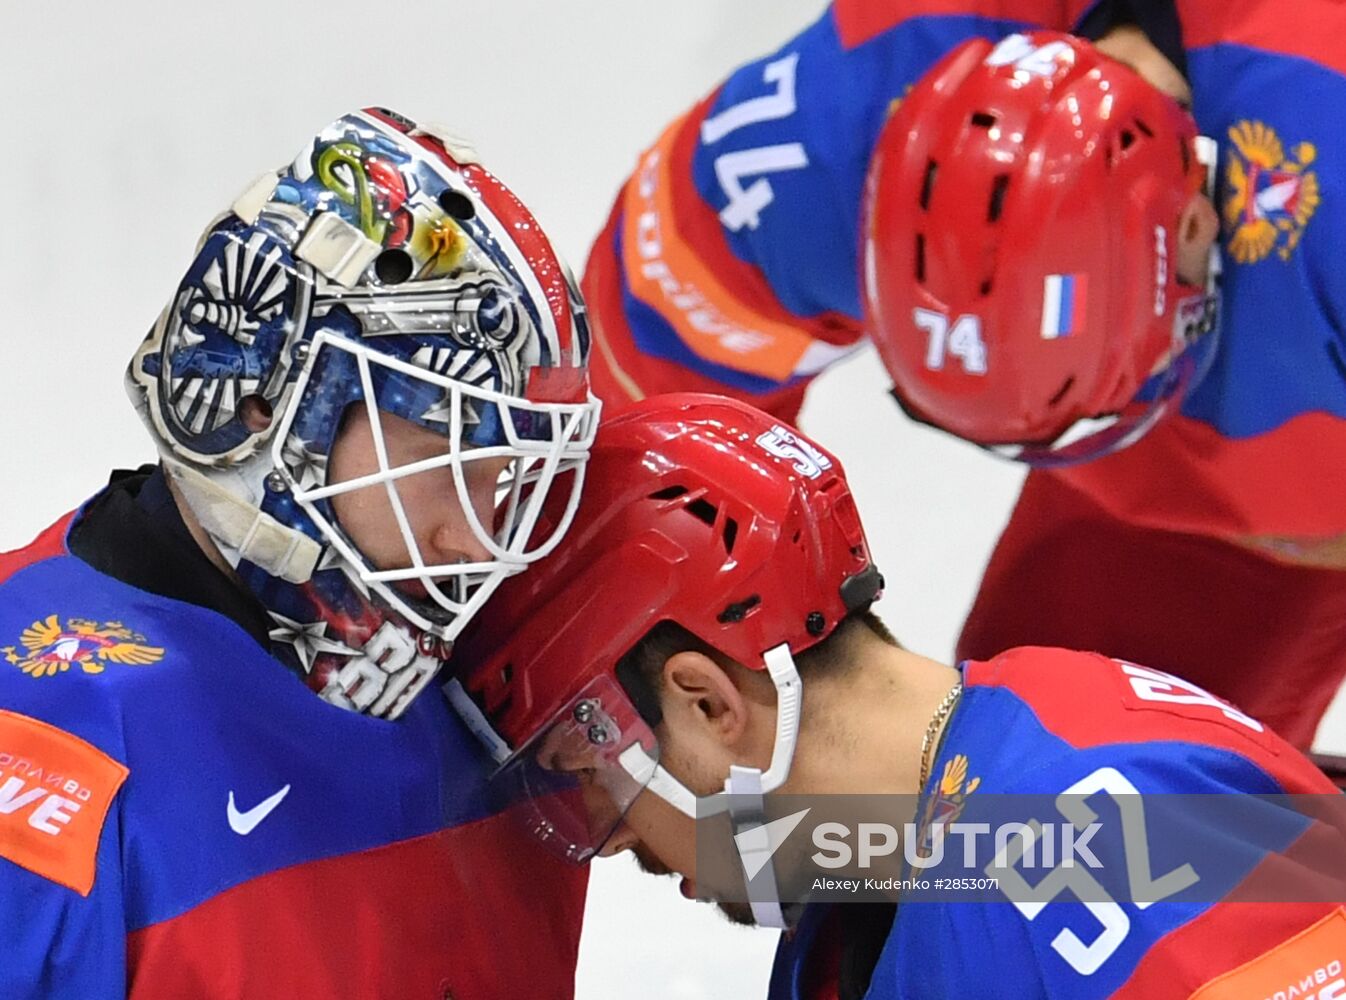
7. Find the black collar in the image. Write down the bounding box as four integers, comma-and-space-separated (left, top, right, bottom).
67, 465, 273, 649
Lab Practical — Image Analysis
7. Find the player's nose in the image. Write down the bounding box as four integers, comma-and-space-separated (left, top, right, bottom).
429, 516, 492, 566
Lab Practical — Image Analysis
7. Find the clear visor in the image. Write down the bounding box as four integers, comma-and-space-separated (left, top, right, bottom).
490, 675, 660, 864
272, 329, 599, 637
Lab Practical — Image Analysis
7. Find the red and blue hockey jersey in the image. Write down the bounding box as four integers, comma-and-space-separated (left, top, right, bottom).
583, 0, 1346, 567
767, 647, 1346, 999
0, 508, 586, 998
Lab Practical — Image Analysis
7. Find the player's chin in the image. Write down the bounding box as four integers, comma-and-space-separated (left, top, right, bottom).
715, 900, 758, 927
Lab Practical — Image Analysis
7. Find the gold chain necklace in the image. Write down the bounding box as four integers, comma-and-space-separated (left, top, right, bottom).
919, 682, 963, 792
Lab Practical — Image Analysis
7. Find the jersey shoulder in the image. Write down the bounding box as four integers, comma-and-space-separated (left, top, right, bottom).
0, 514, 268, 772
0, 521, 176, 900
964, 646, 1333, 793
885, 649, 1346, 999
2, 546, 189, 732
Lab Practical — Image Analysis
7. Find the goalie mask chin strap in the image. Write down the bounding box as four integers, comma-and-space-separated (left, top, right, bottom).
162, 456, 322, 584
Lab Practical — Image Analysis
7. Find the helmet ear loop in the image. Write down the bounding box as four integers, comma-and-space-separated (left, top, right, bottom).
616, 644, 805, 929
1190, 134, 1219, 200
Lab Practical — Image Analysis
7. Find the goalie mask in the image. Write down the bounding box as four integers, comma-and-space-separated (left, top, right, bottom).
127, 108, 600, 719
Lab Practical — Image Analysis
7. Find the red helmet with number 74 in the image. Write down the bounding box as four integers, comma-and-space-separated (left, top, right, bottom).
862, 31, 1219, 465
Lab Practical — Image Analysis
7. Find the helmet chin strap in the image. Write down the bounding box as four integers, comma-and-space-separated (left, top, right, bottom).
162, 456, 322, 584
618, 641, 803, 928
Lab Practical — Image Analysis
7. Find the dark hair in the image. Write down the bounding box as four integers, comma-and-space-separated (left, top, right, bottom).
1075, 0, 1188, 81
615, 609, 899, 728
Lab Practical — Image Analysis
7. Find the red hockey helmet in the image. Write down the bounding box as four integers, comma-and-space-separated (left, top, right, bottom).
863, 31, 1218, 464
448, 393, 880, 866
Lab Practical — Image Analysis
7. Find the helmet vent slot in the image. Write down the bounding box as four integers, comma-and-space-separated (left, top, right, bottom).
915, 234, 926, 283
919, 159, 938, 211
677, 496, 738, 555
987, 174, 1010, 223
1048, 376, 1075, 407
649, 485, 689, 501
685, 498, 718, 527
1107, 127, 1143, 171
970, 111, 998, 129
1134, 119, 1154, 138
722, 517, 739, 555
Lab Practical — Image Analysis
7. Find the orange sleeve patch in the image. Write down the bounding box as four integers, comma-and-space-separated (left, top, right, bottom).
620, 120, 824, 383
0, 709, 128, 896
1191, 907, 1346, 1000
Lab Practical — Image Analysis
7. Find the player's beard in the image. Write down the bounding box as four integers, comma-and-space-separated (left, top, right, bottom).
714, 900, 757, 927
630, 845, 757, 927
631, 844, 674, 879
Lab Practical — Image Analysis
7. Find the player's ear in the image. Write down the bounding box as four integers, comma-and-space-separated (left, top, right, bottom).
661, 650, 750, 749
1176, 193, 1220, 287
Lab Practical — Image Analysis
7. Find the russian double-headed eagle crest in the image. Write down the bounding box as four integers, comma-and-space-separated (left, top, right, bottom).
917, 753, 981, 856
1224, 120, 1320, 264
4, 615, 165, 679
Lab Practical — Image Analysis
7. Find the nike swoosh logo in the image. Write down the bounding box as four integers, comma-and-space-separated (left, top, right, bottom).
227, 784, 291, 835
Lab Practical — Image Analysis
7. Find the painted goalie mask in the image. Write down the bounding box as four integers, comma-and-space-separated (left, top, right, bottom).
127, 107, 600, 720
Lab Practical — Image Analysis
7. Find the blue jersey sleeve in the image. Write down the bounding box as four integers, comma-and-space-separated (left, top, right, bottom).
0, 689, 131, 998
0, 810, 127, 999
582, 2, 1068, 410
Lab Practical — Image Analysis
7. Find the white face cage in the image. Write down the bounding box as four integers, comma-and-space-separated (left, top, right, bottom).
271, 329, 600, 640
